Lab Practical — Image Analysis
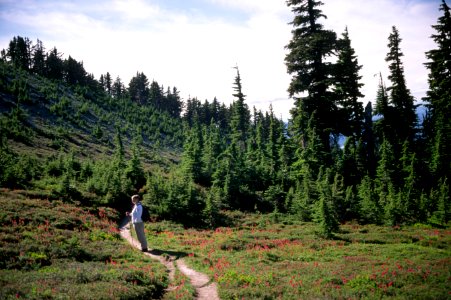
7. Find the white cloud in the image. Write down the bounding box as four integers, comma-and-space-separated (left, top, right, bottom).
207, 0, 288, 15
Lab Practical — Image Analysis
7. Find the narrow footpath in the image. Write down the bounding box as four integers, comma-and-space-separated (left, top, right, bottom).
119, 222, 219, 300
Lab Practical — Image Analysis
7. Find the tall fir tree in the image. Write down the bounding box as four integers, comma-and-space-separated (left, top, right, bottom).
31, 39, 46, 76
424, 0, 451, 183
385, 26, 417, 146
285, 0, 337, 154
334, 27, 364, 138
128, 72, 150, 105
230, 66, 250, 151
46, 47, 64, 81
7, 36, 31, 71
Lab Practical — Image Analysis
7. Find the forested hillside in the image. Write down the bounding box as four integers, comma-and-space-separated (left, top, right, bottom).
0, 0, 449, 233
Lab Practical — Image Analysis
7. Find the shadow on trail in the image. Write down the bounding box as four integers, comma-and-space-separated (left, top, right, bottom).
148, 248, 188, 260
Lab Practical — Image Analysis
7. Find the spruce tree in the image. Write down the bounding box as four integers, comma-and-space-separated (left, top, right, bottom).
285, 0, 337, 153
112, 76, 125, 98
362, 102, 376, 177
46, 47, 64, 81
385, 26, 417, 146
358, 175, 381, 224
375, 138, 398, 224
181, 121, 203, 182
374, 73, 392, 143
334, 27, 364, 138
128, 72, 150, 105
314, 169, 339, 237
424, 0, 451, 183
230, 66, 250, 151
31, 39, 46, 76
202, 119, 222, 184
105, 72, 112, 96
7, 36, 31, 70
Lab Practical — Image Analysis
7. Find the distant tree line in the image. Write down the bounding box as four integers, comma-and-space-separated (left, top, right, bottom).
1, 37, 183, 118
0, 0, 449, 235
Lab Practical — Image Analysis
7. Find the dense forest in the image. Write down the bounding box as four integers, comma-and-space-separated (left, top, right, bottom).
0, 0, 449, 236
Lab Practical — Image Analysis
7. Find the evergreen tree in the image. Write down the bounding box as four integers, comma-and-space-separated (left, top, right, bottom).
46, 47, 64, 81
181, 121, 204, 183
362, 102, 376, 178
230, 66, 250, 151
7, 36, 31, 70
266, 105, 281, 181
430, 177, 450, 225
166, 87, 182, 118
128, 72, 149, 105
105, 72, 112, 95
125, 141, 146, 192
424, 0, 451, 183
314, 169, 339, 237
149, 80, 163, 110
334, 27, 364, 138
374, 73, 392, 143
375, 138, 396, 214
112, 76, 125, 98
202, 119, 222, 184
64, 56, 87, 85
285, 0, 337, 153
358, 175, 381, 224
31, 39, 46, 76
385, 26, 417, 145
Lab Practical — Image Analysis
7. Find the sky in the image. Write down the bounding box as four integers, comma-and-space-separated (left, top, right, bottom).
0, 0, 443, 120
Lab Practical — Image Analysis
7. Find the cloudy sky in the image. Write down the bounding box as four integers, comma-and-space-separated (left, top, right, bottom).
0, 0, 443, 119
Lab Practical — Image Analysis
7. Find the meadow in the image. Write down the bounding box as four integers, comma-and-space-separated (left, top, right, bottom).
0, 189, 195, 299
1, 189, 449, 299
147, 211, 451, 299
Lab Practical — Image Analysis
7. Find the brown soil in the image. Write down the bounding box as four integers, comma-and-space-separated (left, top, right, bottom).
119, 222, 220, 300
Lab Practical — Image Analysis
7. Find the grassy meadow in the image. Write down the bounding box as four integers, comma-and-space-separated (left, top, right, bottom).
0, 189, 195, 300
0, 189, 449, 299
147, 211, 450, 300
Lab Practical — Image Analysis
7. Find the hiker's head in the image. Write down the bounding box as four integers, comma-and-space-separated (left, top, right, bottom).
131, 194, 140, 204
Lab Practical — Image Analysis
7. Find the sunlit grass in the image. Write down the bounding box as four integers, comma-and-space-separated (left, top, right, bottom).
0, 189, 169, 299
147, 213, 451, 299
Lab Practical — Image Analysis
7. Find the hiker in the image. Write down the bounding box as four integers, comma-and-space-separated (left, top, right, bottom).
126, 194, 148, 252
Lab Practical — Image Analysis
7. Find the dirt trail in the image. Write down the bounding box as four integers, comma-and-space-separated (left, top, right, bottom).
119, 222, 219, 300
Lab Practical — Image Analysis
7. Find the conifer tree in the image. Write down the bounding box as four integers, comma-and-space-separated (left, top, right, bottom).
230, 66, 250, 151
181, 122, 203, 182
334, 27, 364, 138
285, 0, 337, 153
128, 72, 149, 105
125, 141, 146, 191
46, 47, 64, 81
362, 102, 376, 177
374, 73, 392, 142
202, 119, 222, 184
31, 39, 46, 76
266, 105, 281, 180
149, 80, 164, 110
7, 36, 31, 70
375, 138, 396, 218
64, 56, 87, 85
314, 169, 339, 237
424, 0, 451, 182
105, 72, 112, 96
112, 76, 125, 98
385, 26, 417, 146
358, 175, 381, 224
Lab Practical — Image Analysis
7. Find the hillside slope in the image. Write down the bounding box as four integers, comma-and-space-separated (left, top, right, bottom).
0, 61, 182, 166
